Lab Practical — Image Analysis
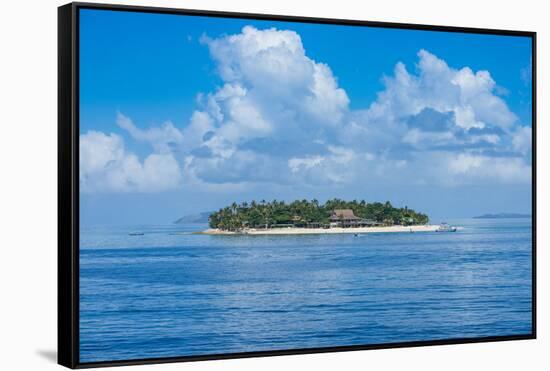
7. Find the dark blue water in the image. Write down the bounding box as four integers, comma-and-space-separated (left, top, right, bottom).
79, 218, 532, 362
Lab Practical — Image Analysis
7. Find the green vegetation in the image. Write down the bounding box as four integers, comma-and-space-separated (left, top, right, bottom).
208, 199, 429, 230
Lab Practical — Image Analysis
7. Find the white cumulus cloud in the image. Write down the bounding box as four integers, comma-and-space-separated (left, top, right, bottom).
80, 131, 182, 193
81, 26, 531, 193
116, 112, 184, 154
363, 49, 517, 135
448, 153, 531, 183
512, 126, 532, 155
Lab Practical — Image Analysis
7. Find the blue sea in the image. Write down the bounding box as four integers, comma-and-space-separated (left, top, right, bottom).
79, 218, 532, 362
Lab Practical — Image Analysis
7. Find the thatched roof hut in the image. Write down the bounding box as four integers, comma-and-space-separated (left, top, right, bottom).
330, 209, 361, 221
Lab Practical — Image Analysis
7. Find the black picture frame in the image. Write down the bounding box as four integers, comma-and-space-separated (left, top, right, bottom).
58, 2, 537, 368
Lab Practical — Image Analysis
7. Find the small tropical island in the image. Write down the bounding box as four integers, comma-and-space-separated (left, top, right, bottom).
201, 199, 442, 235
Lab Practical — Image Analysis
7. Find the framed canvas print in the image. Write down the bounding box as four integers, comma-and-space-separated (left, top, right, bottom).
58, 2, 536, 368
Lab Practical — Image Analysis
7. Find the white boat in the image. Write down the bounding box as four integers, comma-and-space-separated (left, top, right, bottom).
436, 223, 457, 232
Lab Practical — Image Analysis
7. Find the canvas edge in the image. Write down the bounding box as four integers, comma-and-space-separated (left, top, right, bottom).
58, 3, 79, 369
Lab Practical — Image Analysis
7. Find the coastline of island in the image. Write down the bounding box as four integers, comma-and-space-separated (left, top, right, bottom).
199, 224, 441, 235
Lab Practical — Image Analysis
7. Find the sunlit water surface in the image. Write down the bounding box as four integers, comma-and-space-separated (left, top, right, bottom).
79, 218, 532, 362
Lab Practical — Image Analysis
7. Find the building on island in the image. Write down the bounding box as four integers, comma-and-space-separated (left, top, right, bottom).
329, 209, 378, 228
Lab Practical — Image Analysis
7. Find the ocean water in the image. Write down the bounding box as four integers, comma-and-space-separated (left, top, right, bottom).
79, 218, 532, 362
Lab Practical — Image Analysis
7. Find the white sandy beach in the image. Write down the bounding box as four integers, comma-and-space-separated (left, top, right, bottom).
199, 224, 442, 235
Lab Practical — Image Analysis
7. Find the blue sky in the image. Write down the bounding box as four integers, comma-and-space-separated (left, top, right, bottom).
79, 8, 533, 225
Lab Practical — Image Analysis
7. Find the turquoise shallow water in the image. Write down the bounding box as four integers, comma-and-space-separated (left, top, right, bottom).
79, 218, 532, 362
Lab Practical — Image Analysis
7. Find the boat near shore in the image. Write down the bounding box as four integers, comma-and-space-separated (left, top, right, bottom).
436, 223, 457, 232
199, 224, 442, 236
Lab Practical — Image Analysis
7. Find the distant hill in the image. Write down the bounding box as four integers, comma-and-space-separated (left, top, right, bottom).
474, 213, 531, 219
174, 211, 212, 224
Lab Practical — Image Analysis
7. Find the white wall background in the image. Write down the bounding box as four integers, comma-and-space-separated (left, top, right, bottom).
0, 0, 545, 369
